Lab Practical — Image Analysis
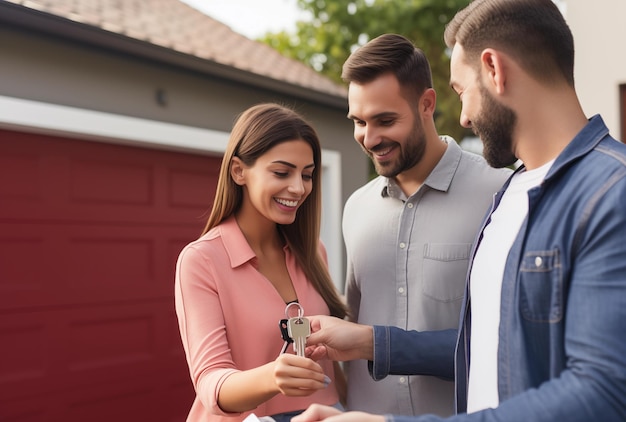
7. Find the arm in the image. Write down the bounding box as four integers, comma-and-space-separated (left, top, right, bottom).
218, 355, 329, 412
306, 316, 456, 381
175, 245, 328, 415
344, 258, 360, 323
370, 326, 456, 381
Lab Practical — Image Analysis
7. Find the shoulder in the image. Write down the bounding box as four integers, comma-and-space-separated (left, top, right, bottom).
566, 135, 626, 182
572, 139, 626, 200
177, 227, 226, 267
345, 176, 386, 206
596, 136, 626, 165
458, 148, 505, 171
460, 149, 512, 176
443, 136, 512, 181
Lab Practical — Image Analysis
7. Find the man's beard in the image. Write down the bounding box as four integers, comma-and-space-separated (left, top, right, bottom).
368, 117, 427, 178
474, 83, 518, 168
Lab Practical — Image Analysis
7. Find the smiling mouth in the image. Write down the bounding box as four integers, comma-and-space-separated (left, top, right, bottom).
370, 145, 395, 160
275, 198, 299, 207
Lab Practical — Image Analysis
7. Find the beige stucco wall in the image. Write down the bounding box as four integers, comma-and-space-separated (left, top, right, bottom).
562, 0, 626, 140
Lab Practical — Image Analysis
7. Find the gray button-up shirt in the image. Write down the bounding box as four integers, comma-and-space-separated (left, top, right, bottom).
343, 138, 511, 416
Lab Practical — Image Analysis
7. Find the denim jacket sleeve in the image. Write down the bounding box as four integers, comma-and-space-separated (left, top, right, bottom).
369, 326, 456, 381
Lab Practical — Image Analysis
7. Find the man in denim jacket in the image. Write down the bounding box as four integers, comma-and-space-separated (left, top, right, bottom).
294, 0, 626, 421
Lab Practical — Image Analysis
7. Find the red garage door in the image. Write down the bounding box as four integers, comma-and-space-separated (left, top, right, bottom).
0, 129, 220, 421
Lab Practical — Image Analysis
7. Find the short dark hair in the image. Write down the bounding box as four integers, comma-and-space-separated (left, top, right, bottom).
444, 0, 575, 87
342, 33, 433, 104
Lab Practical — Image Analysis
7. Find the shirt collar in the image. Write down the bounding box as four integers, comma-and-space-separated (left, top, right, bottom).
218, 216, 256, 268
381, 136, 462, 199
217, 217, 292, 269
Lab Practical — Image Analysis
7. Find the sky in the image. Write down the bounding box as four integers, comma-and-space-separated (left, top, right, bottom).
180, 0, 308, 39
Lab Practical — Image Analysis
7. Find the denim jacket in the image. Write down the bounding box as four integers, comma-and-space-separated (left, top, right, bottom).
371, 115, 626, 421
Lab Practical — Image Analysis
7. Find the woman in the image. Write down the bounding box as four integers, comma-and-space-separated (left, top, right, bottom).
175, 103, 348, 421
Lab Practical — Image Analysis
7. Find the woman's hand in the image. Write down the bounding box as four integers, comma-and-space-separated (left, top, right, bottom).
217, 353, 330, 412
272, 353, 330, 396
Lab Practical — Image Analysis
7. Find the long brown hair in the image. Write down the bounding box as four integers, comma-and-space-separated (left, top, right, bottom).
202, 103, 347, 319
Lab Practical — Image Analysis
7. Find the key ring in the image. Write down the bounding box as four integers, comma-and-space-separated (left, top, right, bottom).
285, 302, 304, 321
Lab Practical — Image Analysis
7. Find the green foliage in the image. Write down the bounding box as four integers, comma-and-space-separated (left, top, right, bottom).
259, 0, 473, 143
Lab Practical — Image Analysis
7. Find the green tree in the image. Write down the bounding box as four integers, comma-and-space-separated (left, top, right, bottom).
260, 0, 473, 144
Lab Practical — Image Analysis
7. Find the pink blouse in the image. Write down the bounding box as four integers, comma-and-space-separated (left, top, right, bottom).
175, 216, 339, 421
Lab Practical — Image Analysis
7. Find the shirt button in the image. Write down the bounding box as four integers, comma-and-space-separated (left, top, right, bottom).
535, 256, 543, 267
398, 287, 405, 294
399, 377, 407, 383
399, 242, 406, 249
406, 203, 414, 209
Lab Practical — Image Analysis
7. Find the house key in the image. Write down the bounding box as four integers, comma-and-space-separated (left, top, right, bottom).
284, 302, 310, 357
287, 316, 311, 357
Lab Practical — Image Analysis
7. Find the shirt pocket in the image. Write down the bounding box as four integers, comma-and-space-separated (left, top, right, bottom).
422, 243, 471, 302
519, 249, 563, 323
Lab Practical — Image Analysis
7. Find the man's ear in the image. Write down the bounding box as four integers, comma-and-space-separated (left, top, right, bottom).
419, 88, 437, 117
481, 48, 506, 94
230, 157, 246, 186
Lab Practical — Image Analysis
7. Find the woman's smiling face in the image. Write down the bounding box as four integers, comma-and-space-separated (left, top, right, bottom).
234, 139, 315, 226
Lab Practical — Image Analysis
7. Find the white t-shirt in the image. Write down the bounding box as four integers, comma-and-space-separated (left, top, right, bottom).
467, 159, 554, 413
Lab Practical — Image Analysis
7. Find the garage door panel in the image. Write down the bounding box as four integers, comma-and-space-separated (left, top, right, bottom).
0, 396, 47, 422
0, 151, 43, 200
65, 379, 163, 421
70, 159, 153, 206
0, 317, 48, 387
0, 372, 192, 421
1, 301, 185, 392
0, 232, 48, 292
1, 130, 210, 419
1, 311, 66, 400
1, 223, 203, 310
0, 192, 215, 226
68, 312, 155, 373
0, 129, 219, 224
168, 166, 218, 208
67, 236, 155, 291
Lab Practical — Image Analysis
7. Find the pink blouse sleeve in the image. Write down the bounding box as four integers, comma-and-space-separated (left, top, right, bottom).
174, 244, 240, 417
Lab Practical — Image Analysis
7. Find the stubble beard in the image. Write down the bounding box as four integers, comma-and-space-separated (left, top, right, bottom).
474, 83, 518, 168
368, 118, 427, 178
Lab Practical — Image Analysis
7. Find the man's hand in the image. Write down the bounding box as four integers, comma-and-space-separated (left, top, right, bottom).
292, 404, 385, 422
304, 315, 374, 362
